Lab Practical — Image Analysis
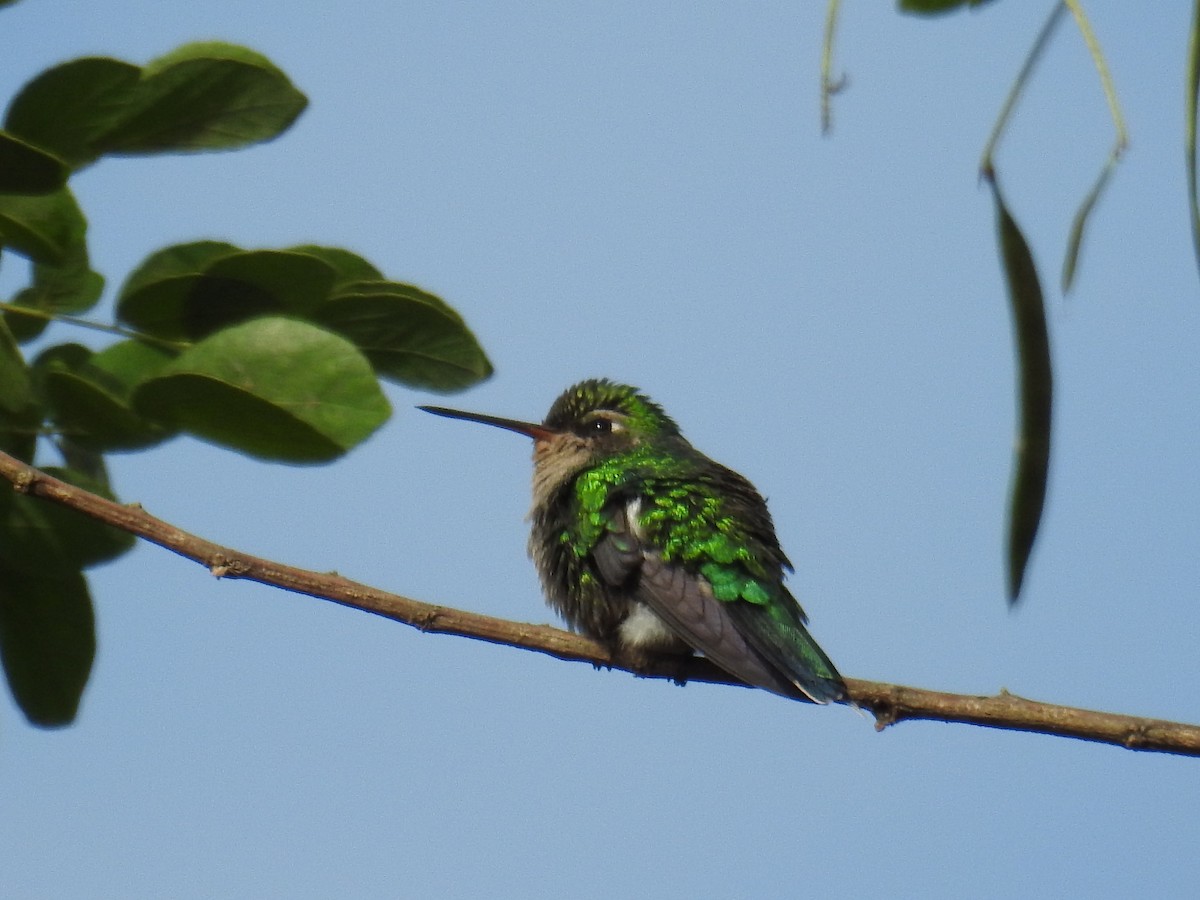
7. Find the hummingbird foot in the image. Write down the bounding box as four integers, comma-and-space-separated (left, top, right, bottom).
611, 644, 697, 688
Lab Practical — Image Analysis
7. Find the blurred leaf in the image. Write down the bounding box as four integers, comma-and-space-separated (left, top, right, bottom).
0, 424, 37, 466
117, 243, 335, 340
0, 564, 94, 727
36, 340, 177, 452
4, 58, 141, 169
118, 239, 239, 300
29, 351, 118, 480
290, 245, 383, 286
0, 130, 68, 193
0, 318, 40, 461
5, 240, 105, 342
53, 437, 109, 486
1188, 0, 1200, 285
0, 317, 37, 415
133, 317, 390, 462
315, 281, 493, 392
91, 338, 179, 385
0, 466, 135, 573
1062, 156, 1116, 293
101, 42, 307, 155
39, 467, 135, 566
991, 181, 1052, 604
197, 249, 336, 324
0, 186, 87, 266
898, 0, 997, 14
5, 44, 305, 167
29, 342, 92, 387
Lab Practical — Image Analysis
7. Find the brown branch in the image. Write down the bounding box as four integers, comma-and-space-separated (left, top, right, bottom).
2, 450, 1198, 757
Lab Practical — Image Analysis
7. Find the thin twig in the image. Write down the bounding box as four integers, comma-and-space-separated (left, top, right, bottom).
980, 1, 1067, 179
1063, 0, 1128, 155
820, 0, 845, 135
1, 450, 1198, 757
0, 302, 188, 352
1059, 0, 1127, 292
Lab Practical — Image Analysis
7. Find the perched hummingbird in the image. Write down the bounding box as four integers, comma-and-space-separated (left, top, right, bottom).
421, 379, 847, 704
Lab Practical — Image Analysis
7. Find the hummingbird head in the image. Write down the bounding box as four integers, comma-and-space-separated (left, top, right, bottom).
420, 378, 682, 501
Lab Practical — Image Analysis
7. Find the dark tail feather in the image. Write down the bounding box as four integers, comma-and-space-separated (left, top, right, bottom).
724, 601, 849, 705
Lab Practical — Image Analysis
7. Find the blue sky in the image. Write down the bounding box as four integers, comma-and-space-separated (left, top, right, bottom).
2, 2, 1198, 897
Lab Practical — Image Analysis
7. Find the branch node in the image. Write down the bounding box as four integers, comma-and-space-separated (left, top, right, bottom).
208, 555, 248, 578
870, 701, 898, 732
1123, 725, 1151, 750
12, 469, 36, 493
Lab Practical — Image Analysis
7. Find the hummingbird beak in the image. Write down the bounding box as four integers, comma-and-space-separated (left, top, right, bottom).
419, 405, 558, 442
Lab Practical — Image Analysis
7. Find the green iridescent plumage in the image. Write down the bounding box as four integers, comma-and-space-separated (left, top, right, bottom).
421, 378, 847, 704
569, 446, 781, 606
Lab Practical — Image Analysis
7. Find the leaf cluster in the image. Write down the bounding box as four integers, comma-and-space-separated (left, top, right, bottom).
0, 38, 491, 726
826, 1, 1142, 603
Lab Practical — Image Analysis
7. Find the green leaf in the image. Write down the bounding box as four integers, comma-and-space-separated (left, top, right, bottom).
0, 186, 87, 266
0, 466, 135, 573
0, 318, 40, 461
0, 317, 37, 416
133, 317, 390, 462
0, 564, 95, 727
5, 239, 105, 342
0, 130, 69, 194
37, 341, 177, 452
91, 338, 179, 385
290, 245, 384, 285
199, 248, 336, 321
100, 42, 307, 155
4, 58, 142, 169
118, 239, 240, 300
1188, 0, 1200, 287
53, 438, 110, 487
898, 0, 998, 14
1062, 156, 1116, 293
29, 341, 92, 389
117, 243, 336, 340
991, 181, 1052, 605
4, 44, 306, 167
315, 281, 493, 392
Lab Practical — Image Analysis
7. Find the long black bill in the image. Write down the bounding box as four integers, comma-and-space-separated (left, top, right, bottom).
418, 405, 556, 441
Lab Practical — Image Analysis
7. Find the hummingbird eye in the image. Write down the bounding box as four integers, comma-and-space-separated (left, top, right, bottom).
577, 412, 623, 437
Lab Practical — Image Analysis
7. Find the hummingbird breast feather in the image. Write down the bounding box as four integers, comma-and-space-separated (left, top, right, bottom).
617, 601, 685, 651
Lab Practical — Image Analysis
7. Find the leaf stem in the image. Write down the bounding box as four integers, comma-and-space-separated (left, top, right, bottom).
980, 2, 1067, 179
1063, 0, 1128, 155
1185, 0, 1200, 287
1058, 2, 1126, 291
0, 302, 188, 352
820, 0, 846, 135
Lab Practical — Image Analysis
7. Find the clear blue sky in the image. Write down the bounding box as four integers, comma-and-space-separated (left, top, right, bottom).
3, 3, 1198, 897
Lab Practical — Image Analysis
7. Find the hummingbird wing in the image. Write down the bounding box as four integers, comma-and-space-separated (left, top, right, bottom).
592, 497, 843, 703
719, 587, 847, 704
635, 552, 819, 700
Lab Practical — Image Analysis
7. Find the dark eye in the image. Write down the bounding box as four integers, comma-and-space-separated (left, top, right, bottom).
575, 412, 625, 438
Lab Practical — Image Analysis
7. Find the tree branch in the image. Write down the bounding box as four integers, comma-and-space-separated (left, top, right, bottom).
2, 450, 1198, 757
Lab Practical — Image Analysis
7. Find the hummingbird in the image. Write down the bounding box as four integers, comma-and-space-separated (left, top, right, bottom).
420, 379, 847, 704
